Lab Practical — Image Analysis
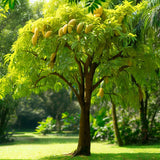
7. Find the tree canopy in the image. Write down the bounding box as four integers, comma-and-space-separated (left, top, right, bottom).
1, 0, 158, 98
0, 0, 159, 156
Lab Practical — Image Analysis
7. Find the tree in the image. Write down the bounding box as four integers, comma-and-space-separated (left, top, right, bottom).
130, 0, 160, 144
0, 0, 159, 156
0, 95, 17, 143
38, 89, 79, 132
0, 0, 37, 141
110, 95, 123, 146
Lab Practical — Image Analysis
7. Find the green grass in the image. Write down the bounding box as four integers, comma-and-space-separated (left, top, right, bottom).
0, 132, 159, 160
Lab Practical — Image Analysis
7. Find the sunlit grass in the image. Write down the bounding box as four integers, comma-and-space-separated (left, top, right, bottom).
0, 132, 159, 160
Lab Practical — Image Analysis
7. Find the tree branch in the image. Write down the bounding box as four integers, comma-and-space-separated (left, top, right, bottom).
92, 76, 106, 91
118, 65, 130, 72
23, 49, 47, 61
108, 51, 124, 61
34, 72, 79, 99
50, 72, 79, 99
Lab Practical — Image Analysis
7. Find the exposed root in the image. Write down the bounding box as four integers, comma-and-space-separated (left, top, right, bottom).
72, 149, 91, 157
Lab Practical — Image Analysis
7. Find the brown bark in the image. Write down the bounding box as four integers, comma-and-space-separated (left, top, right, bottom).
73, 104, 91, 156
140, 99, 148, 144
110, 96, 123, 146
131, 75, 149, 144
73, 60, 96, 156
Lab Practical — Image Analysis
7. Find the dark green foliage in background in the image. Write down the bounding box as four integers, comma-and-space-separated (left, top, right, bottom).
0, 95, 17, 143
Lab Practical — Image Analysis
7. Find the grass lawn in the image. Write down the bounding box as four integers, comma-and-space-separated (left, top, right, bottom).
0, 132, 159, 160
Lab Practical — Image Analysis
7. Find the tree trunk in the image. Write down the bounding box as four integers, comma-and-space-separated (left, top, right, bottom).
140, 100, 148, 144
56, 114, 61, 133
72, 59, 97, 156
73, 104, 90, 156
0, 107, 9, 143
110, 97, 123, 146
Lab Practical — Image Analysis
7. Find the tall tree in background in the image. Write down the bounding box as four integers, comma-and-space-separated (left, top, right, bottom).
0, 0, 159, 156
0, 0, 39, 143
132, 0, 160, 144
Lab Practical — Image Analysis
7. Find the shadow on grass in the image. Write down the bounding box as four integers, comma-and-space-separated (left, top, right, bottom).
39, 153, 160, 160
121, 144, 160, 149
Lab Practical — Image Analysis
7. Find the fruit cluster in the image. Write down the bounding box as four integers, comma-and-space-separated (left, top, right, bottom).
58, 19, 93, 37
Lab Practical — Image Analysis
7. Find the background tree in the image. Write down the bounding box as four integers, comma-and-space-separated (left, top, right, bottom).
0, 0, 159, 156
0, 0, 38, 141
14, 89, 79, 131
38, 89, 79, 132
0, 95, 17, 143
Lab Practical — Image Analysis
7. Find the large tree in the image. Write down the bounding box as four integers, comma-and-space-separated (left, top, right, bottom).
0, 0, 159, 156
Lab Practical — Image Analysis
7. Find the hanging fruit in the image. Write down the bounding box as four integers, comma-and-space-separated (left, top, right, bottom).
31, 26, 36, 33
49, 53, 56, 69
45, 31, 52, 38
68, 19, 76, 27
77, 22, 84, 34
68, 26, 72, 33
32, 28, 39, 46
94, 13, 101, 17
93, 6, 103, 16
63, 24, 68, 34
85, 24, 93, 34
34, 28, 39, 36
97, 88, 104, 98
58, 28, 63, 37
32, 34, 38, 46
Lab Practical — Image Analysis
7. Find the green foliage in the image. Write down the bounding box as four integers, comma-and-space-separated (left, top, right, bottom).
90, 107, 114, 142
0, 95, 17, 143
61, 112, 80, 132
1, 0, 156, 100
35, 116, 56, 135
0, 0, 20, 9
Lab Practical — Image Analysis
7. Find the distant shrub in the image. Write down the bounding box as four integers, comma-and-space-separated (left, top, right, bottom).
61, 112, 80, 132
35, 116, 56, 135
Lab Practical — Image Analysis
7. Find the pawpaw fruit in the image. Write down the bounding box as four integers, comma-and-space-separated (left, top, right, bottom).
58, 28, 63, 37
68, 19, 76, 27
97, 88, 104, 98
49, 53, 56, 69
85, 24, 93, 34
93, 6, 103, 16
77, 23, 84, 34
32, 34, 38, 46
45, 31, 52, 38
34, 28, 39, 36
63, 24, 68, 34
50, 53, 56, 62
68, 26, 72, 33
94, 13, 101, 17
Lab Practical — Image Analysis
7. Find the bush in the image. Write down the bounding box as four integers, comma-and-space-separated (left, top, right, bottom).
61, 112, 80, 132
35, 116, 56, 135
90, 107, 114, 142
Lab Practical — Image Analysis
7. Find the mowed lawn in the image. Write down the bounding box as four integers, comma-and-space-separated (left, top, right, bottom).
0, 132, 159, 160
